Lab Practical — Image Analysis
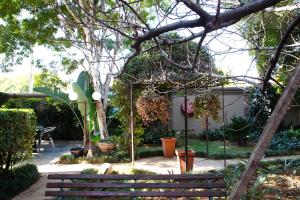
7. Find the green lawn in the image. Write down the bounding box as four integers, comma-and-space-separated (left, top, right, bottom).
185, 139, 253, 156
137, 139, 253, 159
137, 139, 300, 159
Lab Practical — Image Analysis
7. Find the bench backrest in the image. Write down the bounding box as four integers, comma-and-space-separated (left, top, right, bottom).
45, 173, 227, 198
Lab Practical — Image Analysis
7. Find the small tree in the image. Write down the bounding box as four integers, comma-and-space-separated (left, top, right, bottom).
111, 81, 145, 158
193, 93, 221, 156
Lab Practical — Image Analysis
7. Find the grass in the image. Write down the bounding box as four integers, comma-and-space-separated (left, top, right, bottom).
137, 139, 253, 159
187, 139, 253, 155
138, 139, 300, 159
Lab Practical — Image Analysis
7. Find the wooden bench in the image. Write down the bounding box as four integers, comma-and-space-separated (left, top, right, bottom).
45, 173, 227, 199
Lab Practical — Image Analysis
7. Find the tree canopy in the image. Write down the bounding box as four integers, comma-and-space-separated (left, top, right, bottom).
242, 0, 300, 86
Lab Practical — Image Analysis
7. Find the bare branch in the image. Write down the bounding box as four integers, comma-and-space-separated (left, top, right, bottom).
180, 0, 210, 21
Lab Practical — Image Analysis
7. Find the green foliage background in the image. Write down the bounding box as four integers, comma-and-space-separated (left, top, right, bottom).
3, 98, 82, 140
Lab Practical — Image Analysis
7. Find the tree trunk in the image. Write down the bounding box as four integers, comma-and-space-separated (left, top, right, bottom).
95, 101, 108, 138
229, 60, 300, 199
80, 0, 109, 140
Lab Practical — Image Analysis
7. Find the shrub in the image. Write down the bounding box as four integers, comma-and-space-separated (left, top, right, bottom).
270, 128, 300, 151
58, 154, 81, 164
225, 116, 250, 146
137, 147, 163, 158
142, 121, 168, 144
0, 164, 39, 200
0, 109, 36, 174
81, 168, 98, 175
131, 168, 156, 175
111, 80, 145, 158
199, 129, 225, 141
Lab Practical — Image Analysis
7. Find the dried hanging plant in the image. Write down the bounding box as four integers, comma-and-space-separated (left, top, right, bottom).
193, 93, 221, 122
136, 87, 169, 125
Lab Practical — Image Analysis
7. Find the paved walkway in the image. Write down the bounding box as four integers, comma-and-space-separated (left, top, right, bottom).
13, 140, 300, 200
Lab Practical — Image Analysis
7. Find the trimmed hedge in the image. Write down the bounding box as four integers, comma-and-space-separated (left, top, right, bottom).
0, 164, 40, 200
0, 109, 36, 174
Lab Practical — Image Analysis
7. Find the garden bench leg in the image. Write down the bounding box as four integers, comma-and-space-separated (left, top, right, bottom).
59, 178, 64, 200
208, 179, 213, 200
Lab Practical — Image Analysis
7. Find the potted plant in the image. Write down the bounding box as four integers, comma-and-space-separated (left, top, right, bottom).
175, 149, 196, 173
160, 132, 177, 158
98, 136, 116, 154
136, 87, 176, 157
70, 147, 85, 158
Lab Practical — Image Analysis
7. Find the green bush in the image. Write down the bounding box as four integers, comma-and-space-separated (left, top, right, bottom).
199, 129, 225, 141
270, 128, 300, 150
0, 164, 40, 200
137, 147, 163, 158
58, 154, 82, 164
225, 116, 250, 146
0, 109, 36, 174
80, 168, 98, 175
142, 121, 168, 144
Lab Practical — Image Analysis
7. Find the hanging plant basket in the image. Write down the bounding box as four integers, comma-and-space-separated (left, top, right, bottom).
137, 87, 174, 157
136, 87, 169, 125
193, 93, 221, 121
181, 99, 194, 117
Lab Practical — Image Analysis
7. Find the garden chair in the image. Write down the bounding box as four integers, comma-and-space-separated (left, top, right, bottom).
37, 126, 56, 151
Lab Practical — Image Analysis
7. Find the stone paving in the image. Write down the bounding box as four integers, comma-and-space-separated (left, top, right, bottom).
13, 140, 300, 200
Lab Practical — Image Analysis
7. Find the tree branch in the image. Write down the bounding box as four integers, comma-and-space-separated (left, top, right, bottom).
132, 18, 206, 49
180, 0, 211, 21
262, 14, 300, 93
220, 0, 282, 24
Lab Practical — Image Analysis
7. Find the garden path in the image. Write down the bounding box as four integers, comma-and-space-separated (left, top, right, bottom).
13, 140, 300, 200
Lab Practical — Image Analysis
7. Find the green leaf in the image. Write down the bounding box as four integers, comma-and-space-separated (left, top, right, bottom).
33, 87, 69, 103
75, 71, 97, 132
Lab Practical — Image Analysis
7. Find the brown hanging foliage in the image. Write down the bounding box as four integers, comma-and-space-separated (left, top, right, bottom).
136, 88, 169, 125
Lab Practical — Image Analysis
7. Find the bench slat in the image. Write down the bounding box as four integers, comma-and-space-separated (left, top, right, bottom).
45, 190, 227, 197
47, 174, 224, 180
47, 182, 226, 189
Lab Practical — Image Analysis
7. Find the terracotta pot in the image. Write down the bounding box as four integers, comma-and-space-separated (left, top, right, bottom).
161, 137, 176, 158
175, 149, 196, 173
98, 143, 116, 154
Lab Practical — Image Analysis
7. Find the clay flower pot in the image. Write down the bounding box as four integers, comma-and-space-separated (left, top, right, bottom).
161, 137, 176, 158
175, 149, 196, 173
98, 143, 116, 154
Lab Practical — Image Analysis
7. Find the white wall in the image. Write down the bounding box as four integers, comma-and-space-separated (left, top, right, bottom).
170, 89, 247, 135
